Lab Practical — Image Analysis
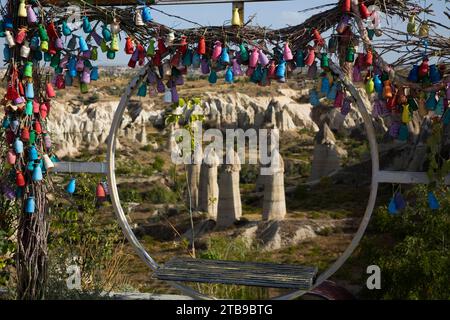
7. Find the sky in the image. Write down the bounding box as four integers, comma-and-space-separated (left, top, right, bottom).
0, 0, 448, 65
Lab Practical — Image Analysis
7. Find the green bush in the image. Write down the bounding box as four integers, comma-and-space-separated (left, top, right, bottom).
196, 236, 268, 299
141, 166, 154, 176
152, 156, 164, 172
47, 175, 130, 298
119, 188, 142, 202
0, 131, 18, 291
115, 165, 134, 175
240, 164, 258, 184
140, 144, 153, 152
144, 185, 178, 204
83, 93, 100, 105
360, 184, 450, 299
0, 197, 17, 289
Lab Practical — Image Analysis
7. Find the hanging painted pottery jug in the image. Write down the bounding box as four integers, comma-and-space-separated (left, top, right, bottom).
304, 47, 315, 66
97, 183, 106, 200
66, 178, 76, 194
429, 65, 441, 84
307, 62, 318, 79
239, 43, 249, 62
427, 192, 439, 210
220, 47, 230, 64
107, 49, 115, 60
111, 34, 119, 52
110, 19, 121, 34
62, 20, 72, 36
225, 67, 234, 83
201, 58, 210, 74
32, 164, 43, 181
25, 197, 35, 214
14, 138, 24, 154
6, 149, 16, 165
418, 21, 429, 37
142, 7, 153, 23
135, 10, 144, 26
163, 89, 172, 103
212, 41, 222, 61
43, 154, 54, 170
90, 67, 99, 80
407, 14, 416, 34
102, 25, 111, 41
208, 70, 218, 84
27, 5, 37, 24
16, 171, 26, 187
341, 98, 351, 116
25, 82, 34, 99
232, 7, 241, 26
327, 83, 338, 100
197, 36, 206, 55
373, 75, 383, 93
249, 48, 259, 68
82, 16, 92, 33
283, 42, 293, 61
309, 90, 319, 107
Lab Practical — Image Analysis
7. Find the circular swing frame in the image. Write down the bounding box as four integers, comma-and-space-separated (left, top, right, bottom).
106, 58, 381, 300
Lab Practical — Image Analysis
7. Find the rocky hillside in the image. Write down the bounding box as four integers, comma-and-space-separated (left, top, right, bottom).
48, 86, 368, 158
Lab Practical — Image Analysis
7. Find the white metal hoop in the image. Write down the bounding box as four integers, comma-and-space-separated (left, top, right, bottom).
106, 62, 381, 300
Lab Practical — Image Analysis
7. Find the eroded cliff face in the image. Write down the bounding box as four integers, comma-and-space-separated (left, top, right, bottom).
47, 99, 160, 158
48, 89, 367, 158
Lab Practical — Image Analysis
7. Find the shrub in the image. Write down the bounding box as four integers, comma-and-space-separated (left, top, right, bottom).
0, 132, 18, 291
197, 236, 268, 299
152, 156, 164, 172
0, 197, 17, 290
240, 164, 258, 184
144, 185, 178, 204
140, 144, 153, 152
360, 184, 450, 299
83, 93, 100, 105
47, 175, 131, 298
119, 188, 142, 203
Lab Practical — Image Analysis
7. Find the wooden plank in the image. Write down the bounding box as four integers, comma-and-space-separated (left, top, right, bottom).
53, 161, 107, 174
156, 271, 312, 287
155, 257, 317, 289
375, 170, 450, 185
164, 257, 318, 273
168, 258, 317, 273
42, 0, 289, 7
156, 273, 313, 289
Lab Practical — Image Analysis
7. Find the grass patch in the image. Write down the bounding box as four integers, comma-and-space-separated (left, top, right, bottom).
193, 236, 268, 299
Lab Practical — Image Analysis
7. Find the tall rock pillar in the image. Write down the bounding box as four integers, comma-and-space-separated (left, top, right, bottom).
217, 150, 242, 227
262, 149, 286, 221
199, 149, 220, 219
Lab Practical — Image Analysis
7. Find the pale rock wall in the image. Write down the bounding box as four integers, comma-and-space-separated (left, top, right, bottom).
48, 89, 370, 158
48, 99, 160, 158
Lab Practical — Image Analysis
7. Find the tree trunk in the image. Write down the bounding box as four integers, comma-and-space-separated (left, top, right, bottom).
16, 184, 49, 300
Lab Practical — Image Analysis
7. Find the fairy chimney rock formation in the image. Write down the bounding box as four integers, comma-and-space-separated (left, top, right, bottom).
184, 103, 206, 212
167, 106, 183, 152
136, 123, 147, 145
262, 149, 286, 221
198, 149, 220, 220
217, 150, 242, 228
199, 149, 220, 219
186, 153, 202, 211
309, 122, 347, 181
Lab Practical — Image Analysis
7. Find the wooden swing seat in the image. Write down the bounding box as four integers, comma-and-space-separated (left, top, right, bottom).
155, 257, 317, 289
